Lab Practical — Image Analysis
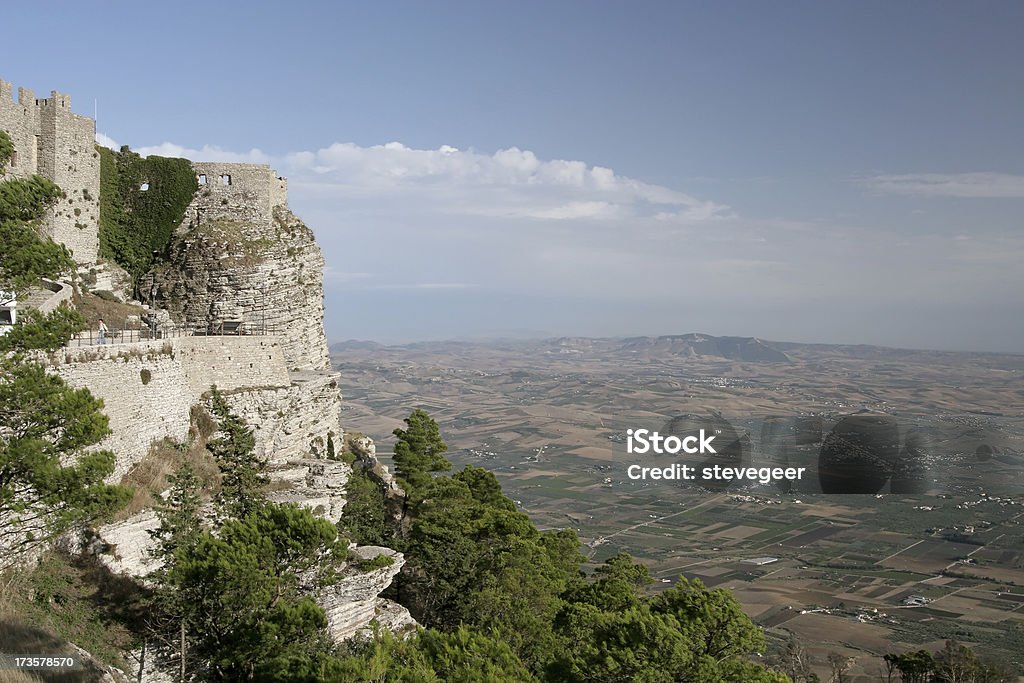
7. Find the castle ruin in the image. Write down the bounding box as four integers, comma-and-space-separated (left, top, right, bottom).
1, 75, 345, 535
0, 80, 100, 265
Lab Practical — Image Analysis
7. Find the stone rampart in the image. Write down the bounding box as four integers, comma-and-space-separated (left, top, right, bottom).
0, 78, 100, 265
53, 336, 314, 479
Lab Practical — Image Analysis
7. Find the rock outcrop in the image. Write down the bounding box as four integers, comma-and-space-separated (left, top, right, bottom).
350, 435, 408, 526
266, 458, 350, 524
321, 546, 416, 641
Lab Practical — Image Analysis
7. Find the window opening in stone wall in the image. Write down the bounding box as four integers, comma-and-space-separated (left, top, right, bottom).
221, 174, 231, 186
198, 174, 207, 185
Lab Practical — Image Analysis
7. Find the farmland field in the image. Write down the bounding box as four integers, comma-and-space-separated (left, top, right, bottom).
333, 336, 1024, 680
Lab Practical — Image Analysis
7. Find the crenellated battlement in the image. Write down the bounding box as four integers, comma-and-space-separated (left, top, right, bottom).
0, 80, 74, 112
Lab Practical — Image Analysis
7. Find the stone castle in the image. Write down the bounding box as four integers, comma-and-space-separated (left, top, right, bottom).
1, 77, 337, 469
0, 80, 100, 265
1, 77, 415, 671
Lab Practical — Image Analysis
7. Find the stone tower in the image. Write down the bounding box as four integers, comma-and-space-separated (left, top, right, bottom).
0, 78, 100, 266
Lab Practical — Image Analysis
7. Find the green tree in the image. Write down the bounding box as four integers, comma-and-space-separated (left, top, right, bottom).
0, 304, 84, 353
207, 387, 267, 519
161, 503, 346, 681
933, 640, 1014, 683
150, 461, 203, 566
884, 650, 934, 683
650, 577, 767, 664
0, 356, 130, 569
0, 174, 65, 223
396, 466, 580, 675
337, 465, 387, 545
0, 173, 71, 303
0, 155, 128, 568
147, 461, 204, 680
330, 625, 538, 682
392, 408, 451, 497
550, 554, 782, 683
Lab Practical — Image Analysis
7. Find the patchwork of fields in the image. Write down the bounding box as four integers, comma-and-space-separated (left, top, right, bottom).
333, 337, 1024, 680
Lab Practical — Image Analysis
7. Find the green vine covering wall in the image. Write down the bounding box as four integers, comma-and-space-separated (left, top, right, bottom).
98, 145, 197, 281
0, 130, 14, 169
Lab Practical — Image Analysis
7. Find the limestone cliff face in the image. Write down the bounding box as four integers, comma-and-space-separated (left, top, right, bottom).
143, 205, 330, 372
321, 546, 416, 641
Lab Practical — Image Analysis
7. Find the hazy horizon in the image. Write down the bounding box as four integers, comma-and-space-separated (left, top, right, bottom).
325, 322, 1024, 356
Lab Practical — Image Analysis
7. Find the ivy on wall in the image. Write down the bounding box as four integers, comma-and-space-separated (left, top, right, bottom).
98, 145, 197, 281
0, 130, 14, 169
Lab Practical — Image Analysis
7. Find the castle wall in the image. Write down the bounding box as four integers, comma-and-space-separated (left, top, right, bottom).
0, 79, 100, 265
174, 336, 291, 396
56, 343, 196, 481
55, 336, 300, 479
184, 162, 288, 228
0, 82, 40, 178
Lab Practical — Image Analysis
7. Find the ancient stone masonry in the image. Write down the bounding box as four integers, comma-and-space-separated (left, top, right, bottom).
52, 336, 343, 481
187, 162, 288, 225
0, 78, 100, 265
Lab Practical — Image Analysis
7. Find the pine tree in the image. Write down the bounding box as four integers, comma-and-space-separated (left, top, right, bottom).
0, 143, 128, 568
392, 409, 450, 497
161, 503, 345, 680
150, 461, 203, 564
147, 461, 204, 681
207, 387, 267, 519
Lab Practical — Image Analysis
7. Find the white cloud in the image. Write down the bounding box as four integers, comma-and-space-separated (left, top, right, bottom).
279, 142, 729, 223
133, 142, 271, 164
859, 172, 1024, 198
95, 132, 119, 149
93, 137, 728, 224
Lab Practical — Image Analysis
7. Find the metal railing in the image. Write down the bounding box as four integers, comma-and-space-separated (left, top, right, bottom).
66, 320, 281, 348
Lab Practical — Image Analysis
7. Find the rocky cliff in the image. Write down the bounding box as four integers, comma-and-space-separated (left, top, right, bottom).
143, 168, 330, 372
57, 158, 416, 669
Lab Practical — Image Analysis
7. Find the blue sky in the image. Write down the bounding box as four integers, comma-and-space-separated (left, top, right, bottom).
6, 2, 1024, 350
